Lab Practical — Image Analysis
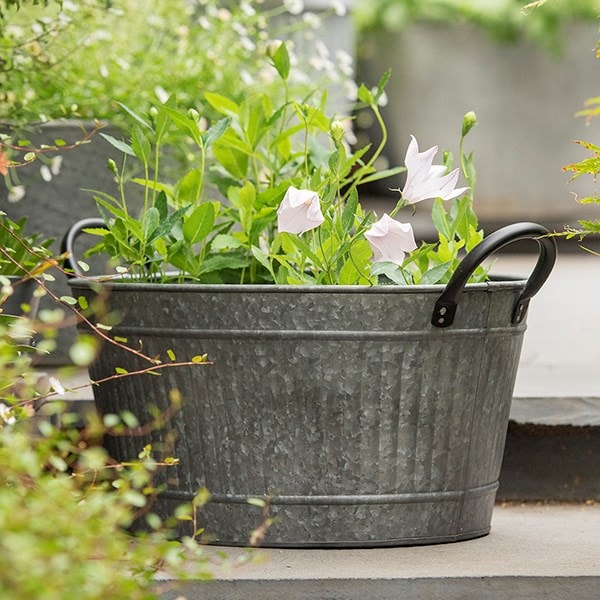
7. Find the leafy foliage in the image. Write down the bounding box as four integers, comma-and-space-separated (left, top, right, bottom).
0, 213, 52, 276
0, 268, 223, 598
83, 50, 483, 286
0, 0, 354, 128
561, 38, 600, 242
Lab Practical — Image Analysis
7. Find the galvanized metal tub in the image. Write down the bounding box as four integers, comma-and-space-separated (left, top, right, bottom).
64, 222, 556, 547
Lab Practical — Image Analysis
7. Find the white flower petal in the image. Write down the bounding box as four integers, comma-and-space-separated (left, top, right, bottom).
401, 136, 469, 204
365, 214, 417, 266
277, 186, 324, 235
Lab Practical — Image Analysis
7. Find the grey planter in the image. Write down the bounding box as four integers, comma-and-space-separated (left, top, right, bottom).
64, 221, 556, 547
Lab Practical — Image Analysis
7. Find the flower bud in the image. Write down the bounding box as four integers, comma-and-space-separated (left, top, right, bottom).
149, 106, 159, 119
462, 111, 477, 137
266, 40, 283, 58
107, 158, 118, 174
330, 120, 345, 144
188, 108, 200, 122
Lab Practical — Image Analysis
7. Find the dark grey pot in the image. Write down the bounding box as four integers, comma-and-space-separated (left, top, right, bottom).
65, 222, 557, 547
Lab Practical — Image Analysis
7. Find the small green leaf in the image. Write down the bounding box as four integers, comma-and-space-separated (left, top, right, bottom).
357, 83, 374, 106
271, 41, 290, 80
212, 234, 244, 250
204, 92, 240, 115
247, 497, 266, 508
199, 254, 249, 274
167, 349, 176, 361
203, 116, 231, 147
193, 487, 211, 508
143, 206, 160, 241
100, 133, 136, 157
131, 125, 151, 164
419, 261, 453, 285
183, 203, 216, 245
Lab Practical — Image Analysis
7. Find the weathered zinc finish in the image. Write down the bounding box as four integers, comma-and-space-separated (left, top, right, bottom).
72, 280, 526, 547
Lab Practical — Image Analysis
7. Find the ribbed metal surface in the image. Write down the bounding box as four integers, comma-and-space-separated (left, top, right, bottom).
70, 280, 527, 547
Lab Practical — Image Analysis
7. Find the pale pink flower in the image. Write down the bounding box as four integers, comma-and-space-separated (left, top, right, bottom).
277, 186, 324, 235
402, 135, 468, 204
365, 214, 417, 265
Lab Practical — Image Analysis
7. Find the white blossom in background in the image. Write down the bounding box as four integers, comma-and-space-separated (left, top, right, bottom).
240, 1, 256, 17
284, 0, 304, 16
365, 214, 417, 265
154, 86, 170, 104
332, 0, 347, 16
50, 156, 63, 176
335, 49, 354, 77
302, 12, 321, 29
49, 376, 65, 396
277, 186, 325, 235
401, 136, 469, 205
40, 165, 52, 182
7, 185, 26, 203
0, 403, 16, 426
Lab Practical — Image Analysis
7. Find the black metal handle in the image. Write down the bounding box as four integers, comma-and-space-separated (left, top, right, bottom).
431, 222, 557, 328
61, 217, 107, 278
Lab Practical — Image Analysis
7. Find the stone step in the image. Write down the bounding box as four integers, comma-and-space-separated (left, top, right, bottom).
156, 503, 600, 600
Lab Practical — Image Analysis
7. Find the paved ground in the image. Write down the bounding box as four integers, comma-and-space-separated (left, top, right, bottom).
157, 503, 600, 600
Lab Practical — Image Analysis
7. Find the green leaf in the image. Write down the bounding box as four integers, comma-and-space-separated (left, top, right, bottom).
203, 116, 231, 148
338, 239, 373, 285
183, 203, 216, 245
100, 133, 136, 157
117, 102, 152, 130
155, 190, 168, 221
419, 261, 453, 285
212, 234, 244, 250
357, 83, 374, 106
131, 125, 151, 164
375, 69, 392, 102
158, 106, 203, 146
213, 142, 249, 179
371, 262, 409, 285
247, 497, 266, 508
143, 207, 160, 241
204, 92, 240, 116
175, 169, 203, 206
358, 166, 406, 185
341, 187, 359, 234
271, 41, 290, 80
431, 199, 451, 239
199, 254, 249, 274
281, 233, 323, 270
